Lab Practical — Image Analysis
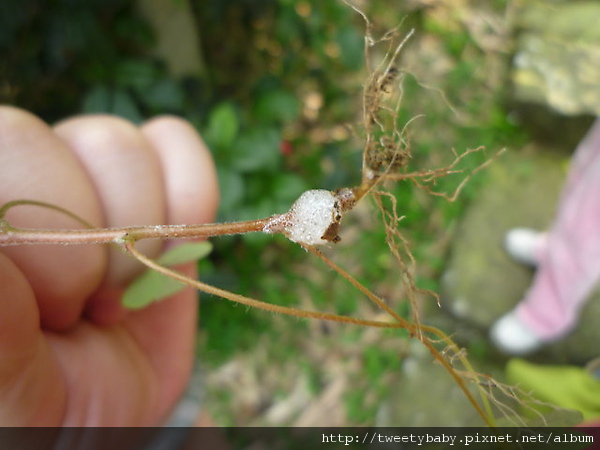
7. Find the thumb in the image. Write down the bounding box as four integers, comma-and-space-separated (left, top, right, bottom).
0, 253, 66, 425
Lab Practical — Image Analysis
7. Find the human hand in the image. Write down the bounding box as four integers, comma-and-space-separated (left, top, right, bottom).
0, 106, 218, 426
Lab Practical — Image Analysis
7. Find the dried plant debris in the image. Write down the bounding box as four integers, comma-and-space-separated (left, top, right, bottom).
333, 1, 572, 428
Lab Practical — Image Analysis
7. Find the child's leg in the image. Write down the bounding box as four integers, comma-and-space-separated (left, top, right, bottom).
492, 119, 600, 353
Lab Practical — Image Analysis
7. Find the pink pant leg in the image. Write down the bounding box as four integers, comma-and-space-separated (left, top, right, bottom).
516, 119, 600, 340
561, 119, 600, 198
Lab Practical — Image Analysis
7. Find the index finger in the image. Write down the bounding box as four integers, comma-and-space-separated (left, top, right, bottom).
0, 106, 106, 331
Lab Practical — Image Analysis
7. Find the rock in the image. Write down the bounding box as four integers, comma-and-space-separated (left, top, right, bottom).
375, 341, 582, 427
511, 2, 600, 116
376, 343, 484, 427
441, 149, 565, 326
441, 147, 600, 363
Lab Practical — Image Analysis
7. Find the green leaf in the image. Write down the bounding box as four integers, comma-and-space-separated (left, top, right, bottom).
216, 167, 245, 216
157, 241, 212, 266
111, 88, 144, 124
82, 85, 112, 112
231, 127, 281, 173
142, 79, 185, 111
506, 358, 594, 424
336, 26, 364, 70
205, 102, 239, 151
122, 241, 212, 310
82, 85, 143, 124
272, 173, 308, 205
254, 89, 300, 123
115, 59, 159, 89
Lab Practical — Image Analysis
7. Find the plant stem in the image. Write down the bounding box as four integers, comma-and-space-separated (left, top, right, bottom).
124, 239, 411, 329
0, 217, 273, 246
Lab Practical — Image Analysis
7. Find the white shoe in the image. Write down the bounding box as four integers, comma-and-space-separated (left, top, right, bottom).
490, 310, 543, 355
504, 228, 546, 267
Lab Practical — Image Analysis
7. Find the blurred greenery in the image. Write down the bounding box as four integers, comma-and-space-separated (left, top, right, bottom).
2, 0, 531, 426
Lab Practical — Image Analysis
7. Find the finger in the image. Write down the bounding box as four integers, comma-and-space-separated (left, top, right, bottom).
54, 116, 171, 325
141, 116, 219, 228
54, 115, 167, 286
126, 117, 219, 414
0, 106, 105, 331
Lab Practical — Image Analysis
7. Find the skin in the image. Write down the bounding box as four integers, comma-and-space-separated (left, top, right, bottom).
0, 106, 219, 426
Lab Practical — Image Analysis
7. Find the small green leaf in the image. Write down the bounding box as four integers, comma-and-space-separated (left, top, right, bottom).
158, 241, 212, 266
82, 85, 112, 112
115, 59, 159, 89
122, 241, 212, 310
205, 102, 239, 151
216, 167, 245, 214
272, 173, 308, 205
254, 89, 300, 124
142, 79, 185, 111
111, 88, 144, 124
231, 127, 281, 173
336, 26, 364, 70
122, 270, 187, 310
82, 85, 143, 124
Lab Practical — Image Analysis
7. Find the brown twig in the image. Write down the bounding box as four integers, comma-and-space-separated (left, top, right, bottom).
0, 219, 271, 246
0, 199, 274, 246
